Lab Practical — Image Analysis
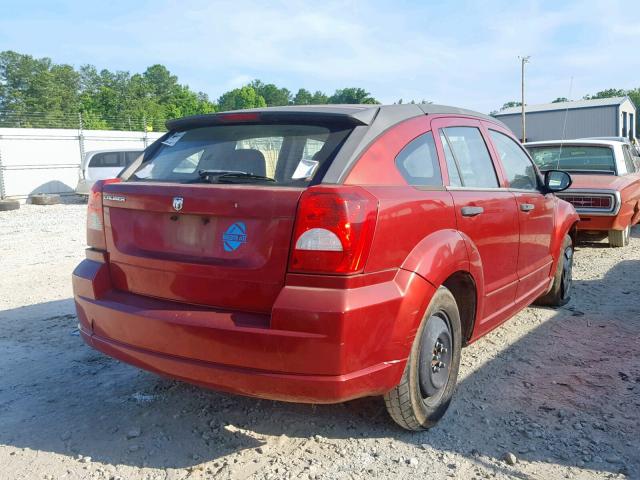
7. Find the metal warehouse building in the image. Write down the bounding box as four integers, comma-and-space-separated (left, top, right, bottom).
493, 96, 637, 143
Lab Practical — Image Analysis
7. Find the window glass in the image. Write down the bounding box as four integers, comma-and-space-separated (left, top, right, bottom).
439, 131, 462, 187
89, 152, 121, 168
395, 132, 442, 186
622, 146, 636, 174
173, 150, 204, 174
130, 124, 352, 186
442, 127, 499, 188
527, 145, 616, 173
124, 151, 141, 166
237, 137, 284, 178
489, 130, 538, 190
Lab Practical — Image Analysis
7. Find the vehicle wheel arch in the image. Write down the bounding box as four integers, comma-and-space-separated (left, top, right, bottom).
442, 271, 478, 345
400, 229, 485, 345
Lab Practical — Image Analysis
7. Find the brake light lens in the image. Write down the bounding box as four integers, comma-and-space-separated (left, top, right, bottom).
218, 112, 261, 123
289, 186, 378, 274
87, 178, 121, 250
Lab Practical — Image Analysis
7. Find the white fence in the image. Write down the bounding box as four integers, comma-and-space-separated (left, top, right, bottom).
0, 128, 163, 200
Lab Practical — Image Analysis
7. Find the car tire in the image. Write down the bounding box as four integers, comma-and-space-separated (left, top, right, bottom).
608, 226, 630, 247
29, 193, 61, 205
384, 286, 462, 430
0, 199, 20, 211
534, 235, 573, 307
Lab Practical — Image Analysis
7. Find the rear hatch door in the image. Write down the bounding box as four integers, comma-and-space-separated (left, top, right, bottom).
103, 182, 301, 313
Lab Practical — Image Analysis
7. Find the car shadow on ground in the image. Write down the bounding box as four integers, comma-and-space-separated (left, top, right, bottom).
1, 261, 638, 477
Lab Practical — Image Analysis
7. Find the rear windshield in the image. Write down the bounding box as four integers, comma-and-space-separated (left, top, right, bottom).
527, 145, 616, 174
127, 123, 352, 186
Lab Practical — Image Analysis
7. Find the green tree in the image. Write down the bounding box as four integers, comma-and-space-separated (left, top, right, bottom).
583, 89, 626, 100
217, 86, 266, 111
500, 101, 522, 110
311, 90, 329, 104
293, 88, 313, 105
551, 97, 569, 103
0, 50, 80, 127
250, 80, 291, 106
328, 87, 378, 104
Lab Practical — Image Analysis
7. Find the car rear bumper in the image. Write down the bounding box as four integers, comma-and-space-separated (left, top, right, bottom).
72, 255, 433, 403
576, 209, 638, 231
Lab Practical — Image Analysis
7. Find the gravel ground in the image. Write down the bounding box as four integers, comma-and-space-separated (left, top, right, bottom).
0, 203, 639, 480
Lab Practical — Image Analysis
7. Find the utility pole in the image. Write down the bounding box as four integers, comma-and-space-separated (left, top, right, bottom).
519, 55, 530, 142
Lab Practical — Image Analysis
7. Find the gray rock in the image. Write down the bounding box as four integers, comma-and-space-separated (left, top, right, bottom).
126, 428, 141, 439
408, 457, 419, 467
502, 452, 517, 465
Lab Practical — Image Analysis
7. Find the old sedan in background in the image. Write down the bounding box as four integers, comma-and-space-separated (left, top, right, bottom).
526, 139, 640, 247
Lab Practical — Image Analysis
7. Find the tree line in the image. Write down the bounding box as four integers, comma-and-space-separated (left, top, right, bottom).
0, 50, 378, 131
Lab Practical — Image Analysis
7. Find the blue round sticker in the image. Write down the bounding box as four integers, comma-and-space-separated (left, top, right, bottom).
223, 222, 247, 252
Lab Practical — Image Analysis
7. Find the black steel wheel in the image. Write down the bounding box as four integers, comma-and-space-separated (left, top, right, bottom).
418, 311, 453, 404
534, 234, 573, 307
384, 286, 462, 430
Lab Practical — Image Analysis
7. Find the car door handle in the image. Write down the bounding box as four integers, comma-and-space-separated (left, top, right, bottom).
461, 206, 484, 217
520, 203, 535, 212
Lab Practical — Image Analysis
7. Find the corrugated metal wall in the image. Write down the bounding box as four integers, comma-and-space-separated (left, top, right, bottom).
0, 128, 163, 200
496, 105, 619, 142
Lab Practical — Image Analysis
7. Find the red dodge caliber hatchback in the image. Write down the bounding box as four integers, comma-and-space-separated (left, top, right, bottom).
73, 104, 578, 430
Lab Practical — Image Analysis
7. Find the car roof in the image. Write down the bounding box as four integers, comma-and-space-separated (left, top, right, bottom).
166, 103, 504, 131
162, 104, 508, 184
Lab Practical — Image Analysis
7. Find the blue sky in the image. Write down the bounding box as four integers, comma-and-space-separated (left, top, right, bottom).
1, 0, 639, 113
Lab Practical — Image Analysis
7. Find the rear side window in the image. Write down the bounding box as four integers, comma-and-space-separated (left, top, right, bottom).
395, 132, 442, 186
124, 151, 141, 166
129, 124, 352, 186
441, 127, 499, 188
489, 130, 539, 190
89, 152, 122, 168
622, 145, 636, 173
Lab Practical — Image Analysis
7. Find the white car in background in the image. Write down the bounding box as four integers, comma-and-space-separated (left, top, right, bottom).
76, 149, 143, 194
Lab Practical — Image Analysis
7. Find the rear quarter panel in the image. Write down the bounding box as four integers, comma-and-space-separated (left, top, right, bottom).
619, 175, 640, 228
343, 116, 459, 274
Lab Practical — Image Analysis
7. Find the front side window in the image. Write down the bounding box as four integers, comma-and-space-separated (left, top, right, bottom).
441, 127, 499, 188
440, 131, 462, 187
128, 123, 352, 186
489, 130, 538, 190
395, 131, 442, 186
527, 145, 616, 174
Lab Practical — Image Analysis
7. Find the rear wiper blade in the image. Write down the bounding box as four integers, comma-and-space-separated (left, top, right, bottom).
184, 170, 244, 183
216, 172, 275, 183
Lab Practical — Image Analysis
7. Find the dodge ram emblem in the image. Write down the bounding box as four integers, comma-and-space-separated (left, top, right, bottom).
172, 196, 184, 211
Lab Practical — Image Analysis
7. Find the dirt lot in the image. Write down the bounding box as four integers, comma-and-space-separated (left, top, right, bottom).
1, 203, 639, 480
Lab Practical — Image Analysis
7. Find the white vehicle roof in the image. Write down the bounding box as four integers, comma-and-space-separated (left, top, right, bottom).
84, 148, 144, 156
524, 139, 623, 148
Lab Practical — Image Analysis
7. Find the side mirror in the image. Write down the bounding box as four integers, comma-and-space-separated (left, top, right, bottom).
544, 170, 572, 193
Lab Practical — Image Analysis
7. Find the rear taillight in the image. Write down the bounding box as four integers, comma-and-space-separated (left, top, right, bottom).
289, 186, 378, 274
557, 193, 616, 212
87, 179, 121, 250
